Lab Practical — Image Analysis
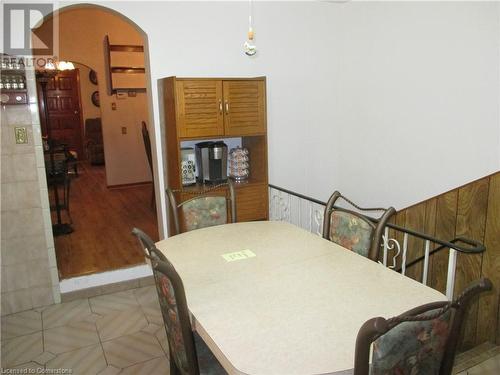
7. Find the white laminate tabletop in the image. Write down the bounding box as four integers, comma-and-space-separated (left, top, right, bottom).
156, 221, 446, 375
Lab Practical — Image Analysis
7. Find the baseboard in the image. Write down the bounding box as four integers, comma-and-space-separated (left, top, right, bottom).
59, 264, 154, 302
107, 180, 152, 189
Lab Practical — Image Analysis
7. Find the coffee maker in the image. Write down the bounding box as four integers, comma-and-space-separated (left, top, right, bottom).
195, 141, 228, 183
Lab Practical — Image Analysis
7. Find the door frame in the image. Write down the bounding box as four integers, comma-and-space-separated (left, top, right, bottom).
36, 68, 85, 159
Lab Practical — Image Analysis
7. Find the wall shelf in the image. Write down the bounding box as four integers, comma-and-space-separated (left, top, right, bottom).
104, 35, 146, 93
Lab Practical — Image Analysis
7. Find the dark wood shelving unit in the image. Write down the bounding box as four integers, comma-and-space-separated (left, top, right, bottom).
104, 35, 146, 93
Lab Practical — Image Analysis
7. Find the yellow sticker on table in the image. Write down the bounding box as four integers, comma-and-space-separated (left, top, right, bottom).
221, 249, 256, 262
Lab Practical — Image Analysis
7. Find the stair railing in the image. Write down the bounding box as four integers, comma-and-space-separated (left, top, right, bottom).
269, 184, 485, 300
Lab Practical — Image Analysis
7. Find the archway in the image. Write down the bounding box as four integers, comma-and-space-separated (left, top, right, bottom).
32, 4, 164, 283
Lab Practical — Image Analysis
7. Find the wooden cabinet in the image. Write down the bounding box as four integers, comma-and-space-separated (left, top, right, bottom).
174, 78, 266, 139
175, 80, 224, 138
223, 80, 266, 136
161, 76, 269, 236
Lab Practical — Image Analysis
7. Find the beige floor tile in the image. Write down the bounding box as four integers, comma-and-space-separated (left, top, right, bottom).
142, 322, 162, 335
102, 331, 164, 368
155, 326, 169, 356
142, 301, 164, 326
46, 344, 107, 375
96, 307, 148, 342
133, 286, 158, 307
33, 351, 56, 365
466, 353, 500, 375
42, 299, 92, 329
89, 290, 139, 316
44, 320, 100, 354
1, 331, 43, 367
97, 365, 121, 375
11, 361, 45, 371
1, 309, 42, 339
120, 356, 170, 375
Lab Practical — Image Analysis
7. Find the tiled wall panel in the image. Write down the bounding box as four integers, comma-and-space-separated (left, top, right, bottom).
1, 64, 60, 315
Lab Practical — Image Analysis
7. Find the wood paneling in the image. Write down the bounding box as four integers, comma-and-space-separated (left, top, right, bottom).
477, 173, 500, 344
454, 178, 489, 349
430, 190, 458, 294
404, 202, 426, 281
397, 172, 499, 350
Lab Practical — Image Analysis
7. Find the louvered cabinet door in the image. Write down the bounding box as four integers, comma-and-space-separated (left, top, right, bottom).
223, 80, 266, 136
176, 80, 224, 138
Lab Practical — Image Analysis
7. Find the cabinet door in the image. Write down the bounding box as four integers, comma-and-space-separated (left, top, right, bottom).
176, 80, 224, 138
223, 80, 266, 136
235, 183, 269, 222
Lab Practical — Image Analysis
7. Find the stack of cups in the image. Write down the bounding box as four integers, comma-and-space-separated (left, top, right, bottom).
228, 147, 250, 181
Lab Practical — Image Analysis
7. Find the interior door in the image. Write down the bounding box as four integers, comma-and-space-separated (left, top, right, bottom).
38, 69, 84, 158
223, 80, 266, 136
175, 80, 224, 138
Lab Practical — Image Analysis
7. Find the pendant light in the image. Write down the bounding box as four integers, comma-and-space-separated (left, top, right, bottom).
244, 0, 257, 56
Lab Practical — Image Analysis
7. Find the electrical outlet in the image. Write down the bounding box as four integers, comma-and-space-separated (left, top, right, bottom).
14, 126, 28, 144
121, 127, 127, 134
111, 102, 117, 110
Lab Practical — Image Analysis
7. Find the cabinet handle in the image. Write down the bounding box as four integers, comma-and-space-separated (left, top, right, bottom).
219, 100, 223, 114
225, 101, 229, 114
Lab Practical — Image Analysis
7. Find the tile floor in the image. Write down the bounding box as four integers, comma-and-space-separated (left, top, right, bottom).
1, 286, 169, 374
2, 285, 500, 375
454, 342, 500, 375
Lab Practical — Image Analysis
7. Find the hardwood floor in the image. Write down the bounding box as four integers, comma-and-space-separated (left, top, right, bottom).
49, 163, 158, 279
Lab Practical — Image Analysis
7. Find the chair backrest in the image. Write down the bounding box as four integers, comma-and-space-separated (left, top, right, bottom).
141, 121, 154, 178
132, 227, 164, 259
322, 191, 396, 261
84, 118, 103, 144
353, 278, 493, 375
131, 228, 200, 375
166, 181, 237, 235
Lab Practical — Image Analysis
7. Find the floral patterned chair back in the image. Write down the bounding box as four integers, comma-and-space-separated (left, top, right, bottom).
167, 181, 237, 235
131, 228, 200, 375
322, 191, 396, 261
353, 278, 492, 375
328, 210, 375, 258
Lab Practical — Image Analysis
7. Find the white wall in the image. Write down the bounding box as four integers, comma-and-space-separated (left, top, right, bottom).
53, 1, 500, 222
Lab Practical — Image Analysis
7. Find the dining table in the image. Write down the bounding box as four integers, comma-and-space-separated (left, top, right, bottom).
155, 221, 446, 375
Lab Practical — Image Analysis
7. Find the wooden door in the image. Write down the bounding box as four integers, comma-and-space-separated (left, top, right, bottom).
175, 80, 224, 138
223, 80, 266, 136
38, 69, 84, 158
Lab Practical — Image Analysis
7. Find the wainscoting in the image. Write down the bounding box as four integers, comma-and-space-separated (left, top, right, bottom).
391, 171, 500, 350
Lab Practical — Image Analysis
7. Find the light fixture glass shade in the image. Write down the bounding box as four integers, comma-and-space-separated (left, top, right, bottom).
44, 61, 56, 70
57, 61, 75, 71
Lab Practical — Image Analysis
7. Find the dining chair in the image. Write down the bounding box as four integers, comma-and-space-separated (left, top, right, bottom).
166, 181, 236, 235
322, 191, 396, 261
353, 277, 492, 375
141, 121, 155, 209
131, 228, 227, 375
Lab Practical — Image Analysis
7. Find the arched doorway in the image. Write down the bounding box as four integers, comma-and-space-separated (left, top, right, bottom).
32, 5, 162, 282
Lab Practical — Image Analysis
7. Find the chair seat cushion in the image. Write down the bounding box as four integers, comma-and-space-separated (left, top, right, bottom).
194, 332, 227, 375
